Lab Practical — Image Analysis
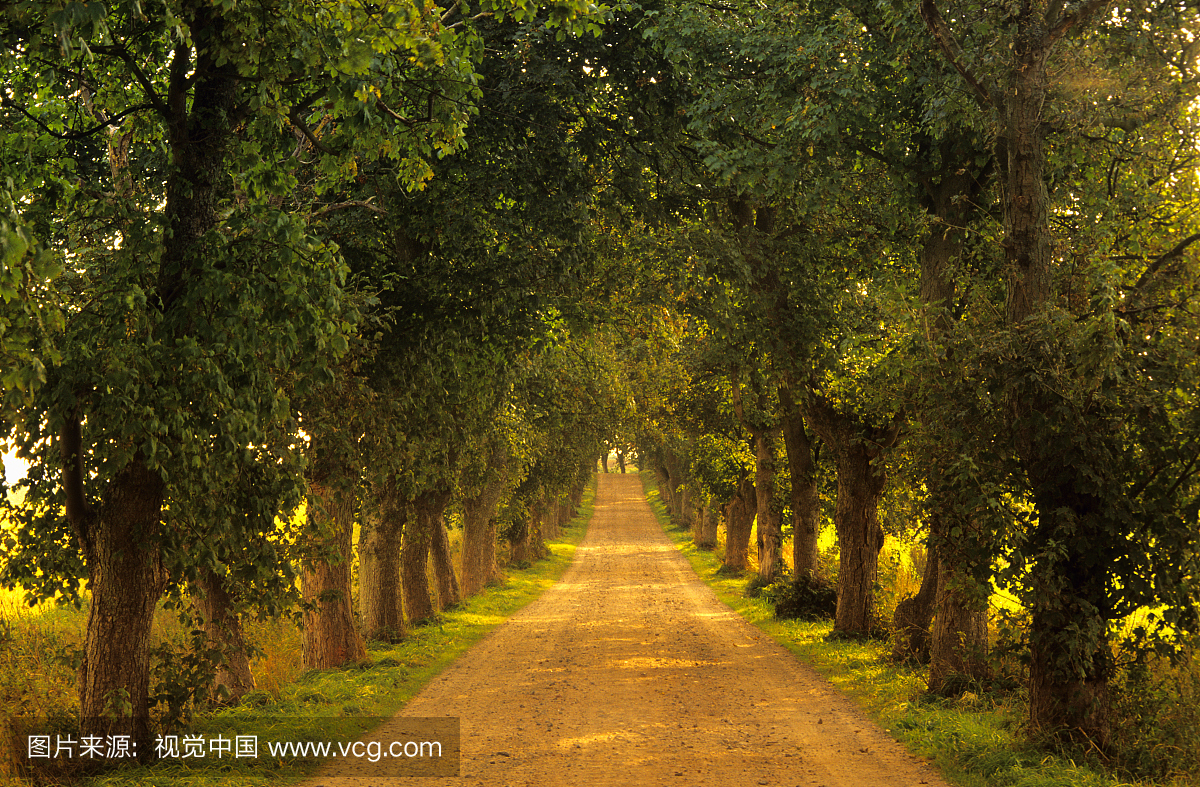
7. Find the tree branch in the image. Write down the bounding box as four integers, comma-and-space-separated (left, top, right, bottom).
310, 198, 386, 218
376, 97, 418, 127
91, 43, 170, 116
918, 0, 998, 110
439, 0, 462, 24
447, 11, 492, 29
0, 93, 154, 140
1128, 232, 1200, 296
1047, 0, 1112, 46
289, 106, 335, 154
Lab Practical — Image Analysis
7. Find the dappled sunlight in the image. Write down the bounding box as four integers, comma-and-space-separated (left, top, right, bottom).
608, 655, 730, 670
579, 542, 677, 555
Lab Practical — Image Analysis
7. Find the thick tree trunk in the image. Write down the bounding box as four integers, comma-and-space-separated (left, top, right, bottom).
913, 149, 994, 690
752, 426, 783, 582
804, 395, 898, 637
193, 568, 255, 704
67, 444, 166, 755
928, 552, 991, 691
360, 483, 406, 643
64, 0, 238, 754
402, 488, 450, 624
891, 542, 939, 664
461, 470, 509, 597
678, 484, 695, 533
663, 451, 687, 522
1029, 604, 1110, 744
541, 493, 562, 540
1003, 3, 1110, 743
482, 515, 503, 584
927, 490, 991, 691
529, 499, 550, 559
780, 384, 821, 580
430, 511, 461, 610
696, 504, 720, 549
653, 455, 672, 515
302, 479, 366, 669
510, 516, 532, 564
1026, 483, 1112, 744
722, 476, 755, 571
830, 442, 887, 635
601, 453, 610, 473
569, 474, 586, 511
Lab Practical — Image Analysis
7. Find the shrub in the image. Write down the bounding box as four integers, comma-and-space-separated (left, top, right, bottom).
764, 573, 838, 621
1108, 641, 1200, 782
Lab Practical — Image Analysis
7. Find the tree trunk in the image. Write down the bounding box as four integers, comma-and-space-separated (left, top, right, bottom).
430, 510, 461, 610
678, 483, 695, 533
1003, 2, 1110, 743
510, 516, 532, 564
66, 443, 166, 756
696, 504, 719, 549
302, 479, 366, 669
752, 425, 783, 582
541, 493, 562, 540
1026, 482, 1112, 744
193, 568, 255, 704
529, 498, 550, 559
482, 514, 503, 585
569, 474, 586, 510
461, 468, 509, 597
927, 493, 992, 691
360, 482, 406, 643
928, 551, 991, 691
1029, 603, 1111, 744
891, 542, 939, 664
652, 452, 673, 515
830, 441, 887, 635
780, 383, 821, 580
663, 451, 687, 522
803, 395, 898, 637
403, 488, 450, 624
913, 145, 994, 690
65, 0, 236, 754
722, 475, 755, 571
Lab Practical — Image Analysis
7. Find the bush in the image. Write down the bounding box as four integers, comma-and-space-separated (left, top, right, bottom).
1108, 642, 1200, 782
744, 574, 772, 598
763, 573, 838, 621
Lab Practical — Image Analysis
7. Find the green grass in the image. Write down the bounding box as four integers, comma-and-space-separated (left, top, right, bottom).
639, 471, 1195, 787
4, 480, 596, 786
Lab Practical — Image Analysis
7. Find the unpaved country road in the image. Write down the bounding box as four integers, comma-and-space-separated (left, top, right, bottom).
316, 473, 950, 786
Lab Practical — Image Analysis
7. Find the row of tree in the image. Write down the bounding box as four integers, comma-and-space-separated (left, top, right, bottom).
0, 0, 665, 757
1, 0, 1198, 764
624, 0, 1200, 752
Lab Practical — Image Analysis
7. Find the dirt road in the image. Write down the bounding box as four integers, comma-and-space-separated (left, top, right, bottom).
317, 473, 949, 786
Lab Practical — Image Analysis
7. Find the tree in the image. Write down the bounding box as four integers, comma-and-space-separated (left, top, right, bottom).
920, 0, 1200, 741
0, 0, 599, 749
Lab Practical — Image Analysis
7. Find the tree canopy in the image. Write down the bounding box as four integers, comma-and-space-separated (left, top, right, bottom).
1, 0, 1197, 766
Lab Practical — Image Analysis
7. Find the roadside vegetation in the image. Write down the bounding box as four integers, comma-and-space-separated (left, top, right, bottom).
642, 473, 1200, 787
0, 482, 594, 784
0, 0, 1197, 780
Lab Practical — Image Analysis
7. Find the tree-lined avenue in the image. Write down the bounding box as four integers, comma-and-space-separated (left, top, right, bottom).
313, 473, 948, 786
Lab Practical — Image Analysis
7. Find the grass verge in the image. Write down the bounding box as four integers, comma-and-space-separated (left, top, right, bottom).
638, 471, 1191, 787
9, 479, 595, 787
